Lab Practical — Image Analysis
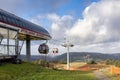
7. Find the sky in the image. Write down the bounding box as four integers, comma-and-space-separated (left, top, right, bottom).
0, 0, 120, 55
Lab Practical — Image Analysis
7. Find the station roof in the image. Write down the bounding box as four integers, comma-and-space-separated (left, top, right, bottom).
0, 9, 51, 40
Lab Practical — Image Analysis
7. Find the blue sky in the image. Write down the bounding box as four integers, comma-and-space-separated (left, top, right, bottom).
56, 0, 100, 18
0, 0, 120, 55
0, 0, 100, 29
23, 0, 100, 20
0, 0, 100, 19
22, 0, 100, 30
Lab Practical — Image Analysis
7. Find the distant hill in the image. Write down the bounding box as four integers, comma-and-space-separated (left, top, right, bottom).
53, 52, 120, 62
20, 54, 54, 61
20, 52, 120, 62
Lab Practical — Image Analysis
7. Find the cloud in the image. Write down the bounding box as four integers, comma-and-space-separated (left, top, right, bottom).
47, 13, 74, 39
30, 0, 120, 54
47, 0, 120, 53
67, 0, 120, 45
72, 41, 120, 53
4, 0, 120, 53
31, 13, 74, 39
30, 13, 74, 55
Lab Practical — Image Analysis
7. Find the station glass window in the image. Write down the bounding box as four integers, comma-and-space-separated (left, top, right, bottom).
0, 27, 18, 55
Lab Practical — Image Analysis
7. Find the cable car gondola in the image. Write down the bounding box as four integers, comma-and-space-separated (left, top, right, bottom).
38, 43, 49, 54
53, 48, 58, 54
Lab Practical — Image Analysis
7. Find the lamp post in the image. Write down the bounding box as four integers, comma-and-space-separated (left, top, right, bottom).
62, 40, 74, 70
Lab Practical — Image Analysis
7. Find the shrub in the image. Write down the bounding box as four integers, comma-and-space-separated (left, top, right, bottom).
114, 60, 120, 67
87, 60, 96, 64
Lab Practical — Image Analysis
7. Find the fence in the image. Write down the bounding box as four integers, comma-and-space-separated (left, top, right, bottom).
111, 66, 120, 74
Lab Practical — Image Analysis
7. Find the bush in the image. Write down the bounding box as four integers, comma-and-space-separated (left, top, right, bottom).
32, 59, 49, 67
114, 60, 120, 67
32, 59, 58, 69
59, 60, 67, 64
105, 59, 111, 65
104, 59, 120, 67
87, 60, 96, 64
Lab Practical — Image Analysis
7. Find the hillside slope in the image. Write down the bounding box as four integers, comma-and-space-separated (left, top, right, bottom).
0, 63, 96, 80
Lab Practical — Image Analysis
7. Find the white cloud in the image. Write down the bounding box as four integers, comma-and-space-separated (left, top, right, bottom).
47, 13, 74, 40
30, 13, 74, 55
68, 0, 120, 45
70, 40, 120, 53
49, 0, 120, 53
29, 0, 120, 54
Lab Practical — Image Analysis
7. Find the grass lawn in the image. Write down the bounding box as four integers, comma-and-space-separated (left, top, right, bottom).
0, 62, 96, 80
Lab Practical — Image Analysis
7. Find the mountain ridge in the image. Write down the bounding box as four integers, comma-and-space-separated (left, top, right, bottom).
20, 52, 120, 62
54, 52, 120, 62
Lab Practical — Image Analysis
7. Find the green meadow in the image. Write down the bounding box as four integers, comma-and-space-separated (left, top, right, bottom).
0, 62, 96, 80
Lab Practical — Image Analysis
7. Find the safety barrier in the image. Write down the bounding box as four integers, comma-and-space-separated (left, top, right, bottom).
111, 66, 120, 74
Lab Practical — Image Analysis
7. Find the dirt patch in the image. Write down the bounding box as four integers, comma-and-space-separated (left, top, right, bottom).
55, 62, 86, 70
55, 62, 108, 71
94, 70, 111, 80
69, 64, 108, 71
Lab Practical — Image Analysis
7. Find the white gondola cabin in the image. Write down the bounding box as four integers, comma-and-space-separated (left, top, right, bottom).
53, 48, 58, 54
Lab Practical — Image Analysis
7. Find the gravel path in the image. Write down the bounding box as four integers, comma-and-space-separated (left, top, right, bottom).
94, 70, 111, 80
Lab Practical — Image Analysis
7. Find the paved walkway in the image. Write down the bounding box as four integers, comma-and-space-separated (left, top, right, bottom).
94, 70, 111, 80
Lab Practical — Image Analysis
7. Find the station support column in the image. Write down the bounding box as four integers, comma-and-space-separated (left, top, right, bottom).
26, 35, 31, 62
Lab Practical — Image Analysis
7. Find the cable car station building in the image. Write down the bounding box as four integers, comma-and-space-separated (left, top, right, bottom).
0, 9, 51, 62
